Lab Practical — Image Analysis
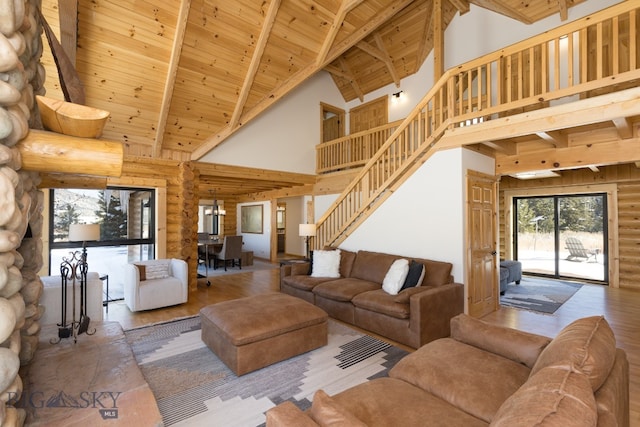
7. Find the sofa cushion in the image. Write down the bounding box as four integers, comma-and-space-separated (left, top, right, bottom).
390, 338, 531, 423
401, 260, 425, 290
393, 286, 432, 304
337, 249, 356, 278
352, 289, 411, 319
491, 366, 597, 426
349, 251, 399, 283
282, 275, 337, 292
312, 278, 380, 302
382, 259, 409, 295
451, 314, 551, 369
332, 377, 488, 427
311, 249, 341, 278
414, 258, 453, 287
531, 316, 616, 390
310, 389, 366, 427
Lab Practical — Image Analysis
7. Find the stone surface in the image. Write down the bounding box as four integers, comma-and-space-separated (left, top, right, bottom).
22, 321, 162, 426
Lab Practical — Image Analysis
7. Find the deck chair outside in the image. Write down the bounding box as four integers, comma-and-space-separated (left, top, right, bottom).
565, 236, 599, 262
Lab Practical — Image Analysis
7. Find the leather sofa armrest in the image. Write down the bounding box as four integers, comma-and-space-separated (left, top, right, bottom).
266, 402, 318, 427
450, 314, 551, 368
409, 283, 464, 347
279, 262, 311, 289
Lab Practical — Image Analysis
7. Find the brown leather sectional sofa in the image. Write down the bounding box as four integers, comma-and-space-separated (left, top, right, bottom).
280, 249, 464, 349
266, 314, 629, 426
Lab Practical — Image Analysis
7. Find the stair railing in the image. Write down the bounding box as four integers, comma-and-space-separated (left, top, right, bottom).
315, 2, 640, 249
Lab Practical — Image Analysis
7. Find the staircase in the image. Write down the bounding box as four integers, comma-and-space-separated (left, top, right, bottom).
315, 2, 640, 249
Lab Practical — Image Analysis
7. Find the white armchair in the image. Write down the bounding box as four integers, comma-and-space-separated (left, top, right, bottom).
124, 258, 188, 312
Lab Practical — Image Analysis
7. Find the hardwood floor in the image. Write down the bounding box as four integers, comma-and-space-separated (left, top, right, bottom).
105, 269, 640, 426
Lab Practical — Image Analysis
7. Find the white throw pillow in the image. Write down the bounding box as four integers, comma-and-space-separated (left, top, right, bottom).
311, 249, 341, 278
382, 259, 410, 295
145, 260, 171, 280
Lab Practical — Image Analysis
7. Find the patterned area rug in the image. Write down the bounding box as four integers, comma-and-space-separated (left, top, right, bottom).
500, 277, 582, 314
124, 316, 408, 426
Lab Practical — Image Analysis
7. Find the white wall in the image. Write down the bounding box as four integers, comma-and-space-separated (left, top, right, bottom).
339, 148, 493, 282
200, 72, 346, 175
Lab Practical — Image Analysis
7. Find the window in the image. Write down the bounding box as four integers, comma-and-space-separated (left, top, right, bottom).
513, 193, 607, 283
49, 187, 156, 286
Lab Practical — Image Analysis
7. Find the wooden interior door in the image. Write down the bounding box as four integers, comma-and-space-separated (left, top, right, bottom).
467, 171, 498, 318
349, 96, 387, 133
321, 103, 345, 143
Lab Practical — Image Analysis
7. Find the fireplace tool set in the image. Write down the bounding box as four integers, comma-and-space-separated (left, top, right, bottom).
51, 247, 96, 344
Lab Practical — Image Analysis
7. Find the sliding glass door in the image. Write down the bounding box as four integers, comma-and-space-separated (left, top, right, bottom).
514, 193, 607, 283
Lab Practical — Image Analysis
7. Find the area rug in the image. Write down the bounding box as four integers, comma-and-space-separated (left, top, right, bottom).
124, 316, 408, 426
198, 260, 279, 278
500, 277, 582, 314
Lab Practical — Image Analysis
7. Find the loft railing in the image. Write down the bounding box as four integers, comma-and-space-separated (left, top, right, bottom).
316, 120, 402, 173
315, 2, 640, 249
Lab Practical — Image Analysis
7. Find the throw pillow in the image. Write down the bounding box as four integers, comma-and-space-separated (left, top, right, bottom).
310, 390, 366, 427
311, 249, 341, 278
382, 259, 409, 295
144, 260, 171, 280
133, 264, 146, 281
401, 260, 425, 290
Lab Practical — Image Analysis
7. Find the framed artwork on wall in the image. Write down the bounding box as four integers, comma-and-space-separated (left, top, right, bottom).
241, 204, 263, 234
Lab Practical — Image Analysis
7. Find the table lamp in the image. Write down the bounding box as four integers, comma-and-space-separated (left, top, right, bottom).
299, 223, 316, 259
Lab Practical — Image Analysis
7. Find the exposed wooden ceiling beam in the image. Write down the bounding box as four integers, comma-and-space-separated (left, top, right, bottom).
195, 162, 316, 184
373, 34, 400, 87
324, 64, 353, 80
339, 58, 364, 101
448, 0, 470, 15
557, 0, 568, 21
317, 0, 363, 66
438, 87, 640, 149
612, 117, 634, 139
471, 0, 533, 24
417, 0, 435, 64
229, 0, 281, 129
496, 137, 640, 175
355, 37, 400, 87
482, 140, 517, 155
192, 0, 415, 159
153, 0, 191, 157
536, 130, 568, 148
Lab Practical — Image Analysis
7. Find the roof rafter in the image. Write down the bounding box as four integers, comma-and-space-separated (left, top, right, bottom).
373, 34, 400, 87
557, 0, 568, 21
229, 0, 281, 129
447, 0, 470, 15
153, 0, 191, 157
316, 0, 364, 66
339, 57, 364, 101
470, 0, 533, 24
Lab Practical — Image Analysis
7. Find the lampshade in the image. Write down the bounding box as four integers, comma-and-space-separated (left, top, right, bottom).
69, 224, 100, 242
299, 223, 316, 237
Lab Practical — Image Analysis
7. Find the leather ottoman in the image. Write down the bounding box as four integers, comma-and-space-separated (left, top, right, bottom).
200, 293, 328, 375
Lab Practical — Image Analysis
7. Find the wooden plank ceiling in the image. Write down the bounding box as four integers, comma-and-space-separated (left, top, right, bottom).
39, 0, 591, 195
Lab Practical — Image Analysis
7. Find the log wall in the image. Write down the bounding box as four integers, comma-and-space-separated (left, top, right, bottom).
120, 157, 198, 290
498, 163, 640, 291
